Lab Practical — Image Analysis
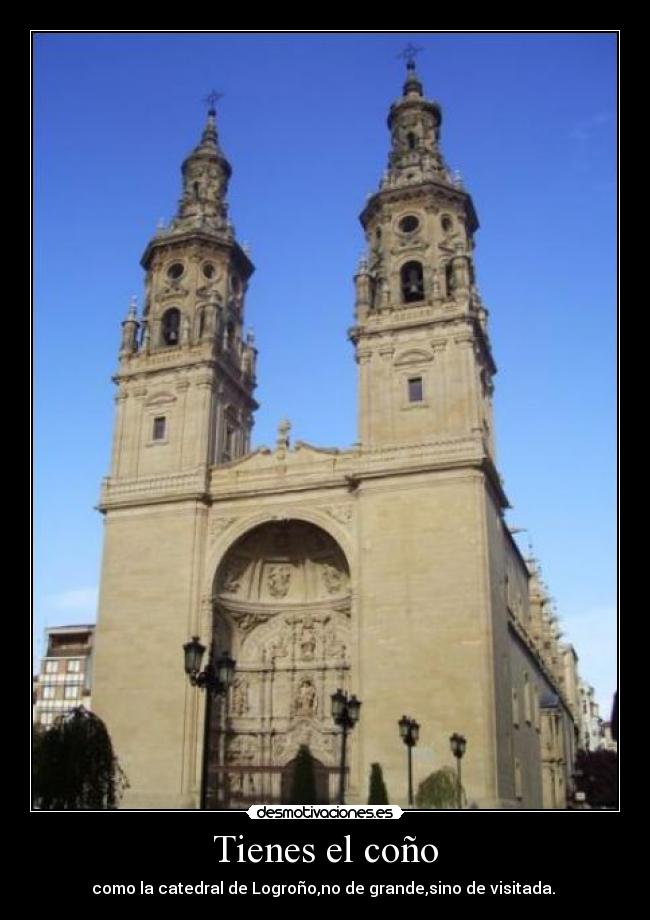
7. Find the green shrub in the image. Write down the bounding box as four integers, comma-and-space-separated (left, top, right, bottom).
33, 707, 128, 809
415, 767, 464, 809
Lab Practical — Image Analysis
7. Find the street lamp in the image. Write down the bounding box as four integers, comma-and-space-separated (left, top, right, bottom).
183, 637, 236, 809
398, 715, 420, 807
449, 733, 467, 809
331, 689, 361, 804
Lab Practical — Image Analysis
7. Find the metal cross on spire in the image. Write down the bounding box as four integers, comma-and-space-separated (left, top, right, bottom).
397, 43, 424, 68
203, 90, 224, 113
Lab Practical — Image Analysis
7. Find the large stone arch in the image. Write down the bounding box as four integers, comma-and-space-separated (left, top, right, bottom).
205, 518, 352, 807
204, 506, 355, 599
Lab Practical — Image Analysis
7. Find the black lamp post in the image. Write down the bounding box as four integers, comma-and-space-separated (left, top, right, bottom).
183, 636, 236, 810
331, 689, 361, 805
398, 715, 420, 807
449, 733, 467, 809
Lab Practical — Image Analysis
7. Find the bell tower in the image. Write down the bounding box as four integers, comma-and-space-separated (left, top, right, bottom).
94, 102, 261, 809
350, 59, 496, 457
111, 101, 258, 482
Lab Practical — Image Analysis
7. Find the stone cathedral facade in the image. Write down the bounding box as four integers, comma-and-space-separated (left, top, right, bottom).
93, 64, 577, 809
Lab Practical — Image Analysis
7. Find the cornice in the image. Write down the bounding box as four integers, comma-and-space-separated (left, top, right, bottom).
507, 616, 574, 723
98, 469, 210, 512
214, 595, 351, 617
114, 351, 259, 410
208, 435, 490, 501
360, 179, 479, 234
349, 306, 486, 341
98, 438, 505, 513
140, 231, 254, 278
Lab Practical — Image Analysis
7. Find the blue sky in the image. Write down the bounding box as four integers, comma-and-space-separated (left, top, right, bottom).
34, 32, 617, 714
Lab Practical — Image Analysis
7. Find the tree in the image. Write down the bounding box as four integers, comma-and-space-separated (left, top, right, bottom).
289, 744, 317, 804
415, 767, 465, 809
33, 707, 128, 809
368, 763, 389, 804
574, 748, 618, 808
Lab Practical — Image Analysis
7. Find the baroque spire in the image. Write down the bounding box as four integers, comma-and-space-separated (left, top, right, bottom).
171, 100, 233, 235
382, 58, 451, 188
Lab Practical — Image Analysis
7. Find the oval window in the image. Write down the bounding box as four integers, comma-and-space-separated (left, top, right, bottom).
399, 215, 420, 234
167, 262, 184, 280
202, 262, 216, 279
441, 215, 453, 233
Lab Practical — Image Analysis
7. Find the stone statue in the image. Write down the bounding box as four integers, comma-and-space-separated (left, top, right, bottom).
276, 418, 291, 452
295, 679, 317, 717
299, 619, 316, 660
181, 314, 191, 346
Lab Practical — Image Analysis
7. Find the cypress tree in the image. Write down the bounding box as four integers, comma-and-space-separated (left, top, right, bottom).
368, 762, 389, 804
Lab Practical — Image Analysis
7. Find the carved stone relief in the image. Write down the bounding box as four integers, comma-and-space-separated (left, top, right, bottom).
322, 563, 344, 595
209, 516, 237, 541
231, 678, 250, 716
325, 624, 346, 660
220, 557, 248, 594
324, 504, 353, 525
267, 563, 292, 598
269, 628, 290, 662
229, 610, 269, 634
226, 735, 257, 764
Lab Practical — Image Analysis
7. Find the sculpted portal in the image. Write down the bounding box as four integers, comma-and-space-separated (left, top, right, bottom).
206, 519, 351, 806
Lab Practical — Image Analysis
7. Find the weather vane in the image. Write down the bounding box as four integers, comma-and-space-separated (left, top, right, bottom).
204, 90, 224, 112
398, 43, 424, 68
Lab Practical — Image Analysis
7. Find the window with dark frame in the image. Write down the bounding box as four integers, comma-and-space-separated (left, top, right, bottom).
401, 261, 425, 303
153, 416, 166, 441
161, 308, 180, 346
408, 377, 423, 403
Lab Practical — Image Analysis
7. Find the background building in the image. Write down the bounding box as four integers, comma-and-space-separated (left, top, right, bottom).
92, 63, 582, 809
600, 721, 617, 753
578, 679, 603, 751
33, 625, 95, 728
32, 676, 39, 723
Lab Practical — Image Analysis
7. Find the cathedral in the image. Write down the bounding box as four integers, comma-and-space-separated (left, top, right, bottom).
93, 61, 578, 809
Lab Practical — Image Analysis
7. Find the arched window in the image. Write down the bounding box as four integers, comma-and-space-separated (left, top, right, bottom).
441, 214, 453, 234
161, 308, 180, 346
401, 261, 424, 303
407, 132, 417, 150
193, 181, 200, 200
